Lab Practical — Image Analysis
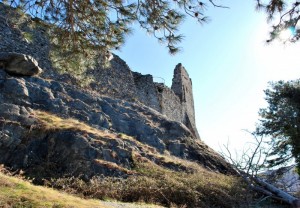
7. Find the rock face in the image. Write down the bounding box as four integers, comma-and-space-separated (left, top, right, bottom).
0, 52, 42, 76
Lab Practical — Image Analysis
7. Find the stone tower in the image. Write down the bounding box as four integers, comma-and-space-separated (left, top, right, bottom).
171, 63, 200, 139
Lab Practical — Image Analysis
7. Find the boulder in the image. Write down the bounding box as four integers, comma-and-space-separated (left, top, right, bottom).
0, 52, 42, 76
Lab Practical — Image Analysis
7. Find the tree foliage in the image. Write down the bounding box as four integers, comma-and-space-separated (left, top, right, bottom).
256, 80, 300, 173
1, 0, 227, 56
256, 0, 300, 43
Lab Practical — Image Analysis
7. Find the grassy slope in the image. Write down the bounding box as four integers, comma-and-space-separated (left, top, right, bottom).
0, 172, 107, 208
0, 172, 162, 208
0, 111, 289, 207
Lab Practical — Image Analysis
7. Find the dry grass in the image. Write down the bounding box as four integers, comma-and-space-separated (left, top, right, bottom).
94, 159, 136, 175
0, 169, 164, 208
47, 155, 248, 208
0, 172, 106, 208
34, 110, 116, 139
127, 157, 246, 208
34, 111, 148, 144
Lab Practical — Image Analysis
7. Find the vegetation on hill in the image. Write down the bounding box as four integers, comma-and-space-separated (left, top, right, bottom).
0, 168, 165, 208
31, 110, 247, 207
0, 158, 291, 208
0, 161, 248, 208
45, 158, 246, 208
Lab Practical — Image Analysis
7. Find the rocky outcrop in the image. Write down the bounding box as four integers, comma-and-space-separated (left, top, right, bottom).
0, 52, 42, 76
0, 68, 235, 180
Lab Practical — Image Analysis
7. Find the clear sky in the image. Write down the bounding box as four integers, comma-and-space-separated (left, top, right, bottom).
114, 1, 300, 153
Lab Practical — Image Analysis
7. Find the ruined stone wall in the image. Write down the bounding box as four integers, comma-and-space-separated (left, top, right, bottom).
132, 72, 161, 112
131, 65, 199, 139
0, 3, 138, 101
155, 83, 182, 122
88, 55, 137, 101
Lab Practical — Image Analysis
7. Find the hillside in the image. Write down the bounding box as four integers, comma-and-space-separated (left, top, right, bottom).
0, 156, 246, 208
0, 64, 244, 207
0, 2, 284, 207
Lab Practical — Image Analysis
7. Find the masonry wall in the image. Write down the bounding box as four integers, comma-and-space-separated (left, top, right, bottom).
88, 55, 137, 101
155, 83, 182, 123
0, 3, 138, 101
132, 72, 161, 112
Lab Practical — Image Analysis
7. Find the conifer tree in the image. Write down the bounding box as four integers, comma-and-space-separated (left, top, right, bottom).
1, 0, 227, 56
256, 80, 300, 173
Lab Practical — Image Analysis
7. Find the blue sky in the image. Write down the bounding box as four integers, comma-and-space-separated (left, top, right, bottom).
114, 1, 300, 153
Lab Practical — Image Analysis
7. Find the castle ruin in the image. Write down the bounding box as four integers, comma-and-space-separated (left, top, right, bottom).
93, 55, 200, 139
0, 2, 200, 139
